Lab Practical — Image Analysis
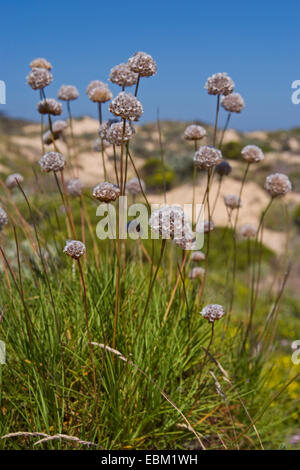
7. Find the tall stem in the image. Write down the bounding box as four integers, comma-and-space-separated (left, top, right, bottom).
218, 112, 231, 149
213, 95, 220, 147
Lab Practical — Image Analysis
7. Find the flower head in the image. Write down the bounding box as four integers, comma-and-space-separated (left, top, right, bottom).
109, 92, 143, 121
39, 152, 65, 172
66, 178, 84, 197
240, 224, 256, 239
189, 267, 205, 279
98, 119, 119, 140
106, 121, 134, 146
58, 85, 79, 101
30, 58, 52, 70
6, 173, 24, 189
241, 145, 264, 163
203, 219, 215, 233
184, 125, 206, 141
149, 205, 191, 240
92, 182, 120, 202
224, 194, 242, 210
93, 137, 110, 152
216, 160, 232, 177
37, 98, 62, 115
205, 73, 234, 96
221, 93, 245, 113
109, 63, 138, 87
265, 173, 292, 198
26, 68, 53, 90
201, 304, 225, 323
191, 251, 206, 262
86, 81, 112, 103
43, 130, 58, 145
63, 240, 86, 259
194, 146, 222, 169
127, 51, 157, 77
0, 207, 8, 231
126, 177, 146, 195
52, 120, 67, 134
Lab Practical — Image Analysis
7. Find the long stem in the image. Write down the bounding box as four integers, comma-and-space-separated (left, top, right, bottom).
213, 95, 220, 147
198, 169, 212, 303
98, 103, 107, 180
218, 112, 231, 149
157, 108, 167, 204
66, 101, 78, 176
134, 74, 141, 97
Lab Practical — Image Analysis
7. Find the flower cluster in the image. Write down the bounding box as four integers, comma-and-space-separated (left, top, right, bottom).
127, 51, 157, 77
6, 173, 24, 189
63, 240, 86, 259
109, 63, 138, 88
200, 304, 225, 323
109, 92, 143, 121
58, 85, 79, 101
194, 146, 222, 169
92, 182, 120, 202
221, 93, 245, 113
37, 98, 62, 115
205, 73, 234, 96
39, 152, 65, 172
265, 173, 292, 198
183, 125, 206, 141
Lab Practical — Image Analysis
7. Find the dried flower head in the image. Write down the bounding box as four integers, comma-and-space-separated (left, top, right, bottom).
109, 92, 143, 121
216, 160, 232, 177
189, 267, 205, 279
89, 86, 112, 103
203, 219, 215, 233
37, 98, 62, 116
205, 73, 234, 96
58, 84, 79, 101
201, 304, 225, 323
43, 130, 58, 145
92, 182, 120, 202
98, 119, 119, 140
241, 145, 264, 163
109, 63, 138, 88
39, 152, 65, 172
126, 177, 146, 195
30, 58, 52, 70
86, 80, 106, 95
240, 224, 256, 239
221, 93, 245, 113
0, 207, 8, 231
265, 173, 292, 198
224, 194, 242, 210
6, 173, 24, 189
52, 120, 67, 134
174, 234, 196, 250
66, 178, 84, 197
183, 125, 206, 141
93, 137, 110, 152
63, 240, 86, 259
106, 121, 134, 146
149, 205, 191, 240
26, 67, 53, 90
127, 51, 157, 77
191, 251, 206, 262
194, 146, 222, 169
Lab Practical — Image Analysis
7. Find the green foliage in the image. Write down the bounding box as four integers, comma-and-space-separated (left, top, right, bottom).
141, 157, 175, 191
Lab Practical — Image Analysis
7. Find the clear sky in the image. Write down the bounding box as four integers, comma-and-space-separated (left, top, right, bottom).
0, 0, 299, 131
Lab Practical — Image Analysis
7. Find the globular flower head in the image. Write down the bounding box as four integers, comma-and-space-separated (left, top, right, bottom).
58, 84, 79, 101
92, 182, 120, 202
126, 177, 146, 195
203, 219, 215, 233
26, 67, 53, 90
6, 173, 24, 189
184, 125, 206, 141
30, 58, 52, 70
241, 145, 264, 164
109, 63, 138, 88
149, 205, 191, 240
52, 120, 67, 134
216, 160, 232, 177
66, 178, 84, 197
63, 240, 86, 259
106, 121, 134, 146
240, 224, 256, 239
43, 130, 58, 145
127, 51, 157, 77
98, 119, 119, 140
221, 93, 245, 113
93, 137, 110, 152
39, 151, 65, 172
191, 250, 206, 262
265, 173, 292, 198
201, 304, 225, 323
224, 194, 242, 210
109, 92, 143, 121
194, 146, 222, 169
86, 81, 112, 103
37, 98, 62, 116
0, 207, 8, 231
205, 73, 234, 96
189, 267, 205, 279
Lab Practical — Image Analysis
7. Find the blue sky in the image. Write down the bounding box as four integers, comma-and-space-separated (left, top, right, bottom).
0, 0, 299, 130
